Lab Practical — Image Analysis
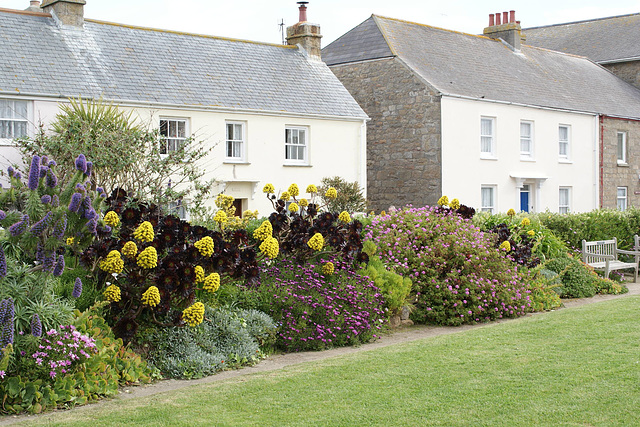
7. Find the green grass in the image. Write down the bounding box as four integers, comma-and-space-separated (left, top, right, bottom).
19, 297, 640, 426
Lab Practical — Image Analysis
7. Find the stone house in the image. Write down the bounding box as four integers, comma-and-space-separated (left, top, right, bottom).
0, 1, 368, 217
322, 13, 640, 213
525, 13, 640, 210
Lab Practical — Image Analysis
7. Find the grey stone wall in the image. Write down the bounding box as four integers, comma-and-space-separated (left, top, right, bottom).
603, 61, 640, 90
601, 117, 640, 209
329, 58, 442, 212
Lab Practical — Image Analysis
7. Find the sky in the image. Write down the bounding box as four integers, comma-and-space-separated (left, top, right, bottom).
2, 0, 640, 46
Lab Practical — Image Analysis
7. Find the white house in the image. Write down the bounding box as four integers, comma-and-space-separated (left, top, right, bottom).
0, 1, 368, 217
322, 13, 640, 213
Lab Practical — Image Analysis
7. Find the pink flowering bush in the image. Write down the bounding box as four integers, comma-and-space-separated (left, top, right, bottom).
244, 258, 386, 351
365, 206, 533, 326
29, 325, 96, 380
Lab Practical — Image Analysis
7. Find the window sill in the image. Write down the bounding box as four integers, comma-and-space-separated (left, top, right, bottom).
558, 159, 573, 164
224, 160, 250, 165
480, 156, 498, 161
520, 157, 536, 162
283, 163, 312, 167
617, 162, 629, 167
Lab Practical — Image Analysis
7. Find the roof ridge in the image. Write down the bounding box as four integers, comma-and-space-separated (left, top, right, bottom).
84, 18, 296, 49
371, 14, 493, 41
524, 12, 640, 30
0, 7, 50, 17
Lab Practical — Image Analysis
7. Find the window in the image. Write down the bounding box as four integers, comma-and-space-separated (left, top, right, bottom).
159, 118, 188, 154
166, 200, 187, 220
481, 186, 495, 213
617, 131, 627, 164
559, 125, 570, 160
617, 187, 628, 211
480, 117, 495, 158
559, 187, 571, 214
0, 99, 28, 140
226, 121, 245, 161
520, 121, 533, 158
285, 126, 308, 164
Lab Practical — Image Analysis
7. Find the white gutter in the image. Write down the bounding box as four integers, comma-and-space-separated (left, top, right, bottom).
594, 115, 600, 210
359, 119, 367, 199
598, 56, 640, 65
0, 91, 369, 123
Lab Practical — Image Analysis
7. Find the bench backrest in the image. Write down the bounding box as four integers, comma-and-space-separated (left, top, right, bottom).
582, 238, 618, 264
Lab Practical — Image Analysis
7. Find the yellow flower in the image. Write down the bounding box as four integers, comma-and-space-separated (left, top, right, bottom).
338, 211, 351, 223
325, 187, 337, 199
121, 241, 138, 259
280, 191, 291, 201
66, 237, 75, 246
380, 210, 386, 216
450, 198, 460, 210
214, 210, 228, 224
137, 246, 158, 269
253, 220, 273, 241
289, 202, 299, 213
141, 286, 160, 307
182, 302, 205, 327
262, 183, 275, 194
103, 284, 121, 303
307, 233, 325, 251
288, 183, 300, 197
306, 184, 318, 194
299, 198, 308, 207
527, 230, 535, 237
322, 262, 334, 275
259, 236, 279, 259
194, 236, 215, 257
437, 195, 449, 207
499, 241, 511, 252
99, 250, 124, 274
521, 218, 531, 226
104, 211, 120, 227
195, 265, 205, 283
203, 272, 221, 293
215, 194, 234, 210
133, 221, 154, 243
507, 209, 516, 217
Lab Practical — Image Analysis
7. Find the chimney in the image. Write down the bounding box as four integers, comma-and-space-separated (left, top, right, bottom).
286, 1, 323, 60
483, 10, 524, 50
25, 1, 42, 12
40, 0, 86, 27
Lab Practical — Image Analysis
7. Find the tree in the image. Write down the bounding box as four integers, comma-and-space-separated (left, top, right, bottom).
318, 176, 368, 213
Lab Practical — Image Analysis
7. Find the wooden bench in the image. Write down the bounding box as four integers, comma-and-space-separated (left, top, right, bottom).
582, 237, 639, 282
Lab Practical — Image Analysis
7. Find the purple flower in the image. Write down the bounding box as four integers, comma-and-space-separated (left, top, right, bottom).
0, 371, 5, 379
85, 161, 93, 177
53, 213, 67, 239
86, 218, 97, 236
48, 160, 57, 167
82, 196, 93, 218
72, 278, 83, 298
39, 165, 49, 179
0, 298, 14, 349
46, 169, 58, 188
68, 193, 82, 212
7, 166, 14, 177
0, 210, 5, 221
43, 253, 55, 273
75, 154, 87, 173
96, 187, 104, 194
53, 254, 65, 277
27, 155, 41, 190
30, 211, 53, 236
31, 313, 42, 337
41, 155, 48, 165
36, 242, 44, 264
41, 195, 52, 204
0, 247, 6, 278
9, 214, 29, 237
52, 194, 60, 207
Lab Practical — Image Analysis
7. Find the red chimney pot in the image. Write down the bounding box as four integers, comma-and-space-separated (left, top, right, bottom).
495, 12, 501, 25
489, 13, 495, 26
502, 12, 509, 24
509, 10, 515, 23
298, 2, 308, 22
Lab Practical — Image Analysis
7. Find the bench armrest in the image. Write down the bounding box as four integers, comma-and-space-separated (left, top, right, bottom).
583, 251, 614, 260
617, 249, 640, 256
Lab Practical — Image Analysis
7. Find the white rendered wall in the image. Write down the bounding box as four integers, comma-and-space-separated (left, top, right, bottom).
0, 96, 366, 217
441, 96, 597, 214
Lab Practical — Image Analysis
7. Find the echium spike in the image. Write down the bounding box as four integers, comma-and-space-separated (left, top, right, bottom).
27, 155, 41, 190
72, 277, 83, 298
31, 313, 42, 337
53, 255, 65, 277
0, 246, 6, 278
75, 154, 87, 173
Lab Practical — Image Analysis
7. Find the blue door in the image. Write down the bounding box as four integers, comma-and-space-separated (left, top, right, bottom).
520, 185, 530, 212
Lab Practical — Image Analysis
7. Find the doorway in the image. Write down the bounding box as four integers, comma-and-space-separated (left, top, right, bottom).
520, 185, 530, 212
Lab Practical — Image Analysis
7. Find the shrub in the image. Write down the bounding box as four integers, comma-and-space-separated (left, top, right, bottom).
146, 306, 276, 379
365, 206, 532, 326
526, 268, 563, 311
244, 257, 386, 351
540, 257, 627, 298
318, 176, 367, 213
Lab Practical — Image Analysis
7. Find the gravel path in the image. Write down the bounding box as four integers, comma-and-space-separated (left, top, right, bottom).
3, 282, 639, 425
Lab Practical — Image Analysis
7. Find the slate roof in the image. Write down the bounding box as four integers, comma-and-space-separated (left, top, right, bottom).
323, 15, 640, 119
524, 13, 640, 63
0, 8, 367, 119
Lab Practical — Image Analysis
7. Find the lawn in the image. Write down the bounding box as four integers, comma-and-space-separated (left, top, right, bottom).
18, 296, 640, 427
